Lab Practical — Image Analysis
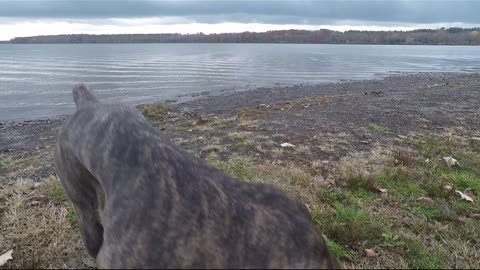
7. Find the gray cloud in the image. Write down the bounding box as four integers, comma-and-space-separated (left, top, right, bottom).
1, 0, 479, 25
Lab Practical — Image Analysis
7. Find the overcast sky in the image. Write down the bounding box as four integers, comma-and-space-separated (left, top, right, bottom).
0, 0, 479, 41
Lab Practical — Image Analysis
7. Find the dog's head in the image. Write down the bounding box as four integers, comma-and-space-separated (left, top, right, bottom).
73, 83, 100, 109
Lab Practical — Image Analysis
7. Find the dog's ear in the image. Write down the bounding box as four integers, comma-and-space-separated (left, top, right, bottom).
73, 84, 100, 109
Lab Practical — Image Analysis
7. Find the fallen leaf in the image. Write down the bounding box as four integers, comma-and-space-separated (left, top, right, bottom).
397, 135, 408, 139
443, 184, 453, 191
324, 179, 337, 186
416, 197, 435, 204
0, 249, 13, 267
455, 190, 474, 202
365, 249, 377, 257
369, 184, 388, 194
469, 213, 480, 220
443, 157, 459, 167
280, 142, 295, 148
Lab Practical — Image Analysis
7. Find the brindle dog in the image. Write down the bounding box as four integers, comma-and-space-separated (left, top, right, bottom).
54, 84, 341, 269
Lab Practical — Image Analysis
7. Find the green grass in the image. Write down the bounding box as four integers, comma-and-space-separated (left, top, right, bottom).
137, 103, 172, 121
415, 204, 457, 222
406, 242, 447, 269
313, 202, 385, 245
323, 236, 351, 260
352, 188, 377, 202
0, 152, 43, 173
367, 123, 390, 133
67, 211, 78, 225
232, 142, 248, 151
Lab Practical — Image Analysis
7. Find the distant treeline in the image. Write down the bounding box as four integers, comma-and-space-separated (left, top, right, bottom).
7, 28, 480, 45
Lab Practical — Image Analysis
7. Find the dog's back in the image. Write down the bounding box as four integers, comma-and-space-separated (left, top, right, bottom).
54, 84, 341, 269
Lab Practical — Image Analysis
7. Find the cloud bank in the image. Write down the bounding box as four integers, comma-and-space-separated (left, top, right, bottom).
0, 0, 478, 41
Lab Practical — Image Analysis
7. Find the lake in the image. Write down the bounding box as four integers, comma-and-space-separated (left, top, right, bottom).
1, 43, 479, 121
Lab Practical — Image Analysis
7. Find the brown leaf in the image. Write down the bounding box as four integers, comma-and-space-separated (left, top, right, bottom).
469, 213, 480, 220
365, 248, 377, 257
327, 179, 337, 187
416, 197, 435, 204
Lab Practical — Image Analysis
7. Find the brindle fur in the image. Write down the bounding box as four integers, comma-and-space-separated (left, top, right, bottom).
54, 84, 342, 269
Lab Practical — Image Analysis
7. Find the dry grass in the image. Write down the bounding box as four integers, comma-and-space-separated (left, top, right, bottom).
137, 103, 172, 122
0, 177, 89, 269
201, 144, 224, 154
226, 131, 253, 140
2, 103, 480, 269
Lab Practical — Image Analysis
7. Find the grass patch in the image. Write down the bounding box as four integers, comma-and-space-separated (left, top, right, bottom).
352, 188, 377, 202
232, 142, 248, 151
201, 144, 224, 154
0, 152, 43, 174
227, 131, 252, 140
367, 123, 390, 133
405, 242, 447, 269
67, 211, 78, 225
416, 204, 457, 222
137, 103, 172, 121
0, 177, 85, 269
323, 236, 351, 260
313, 202, 385, 245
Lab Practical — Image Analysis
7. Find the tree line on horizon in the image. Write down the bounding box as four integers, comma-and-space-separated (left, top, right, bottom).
6, 28, 480, 45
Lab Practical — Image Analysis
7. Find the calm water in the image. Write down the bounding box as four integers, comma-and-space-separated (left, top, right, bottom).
1, 43, 479, 121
